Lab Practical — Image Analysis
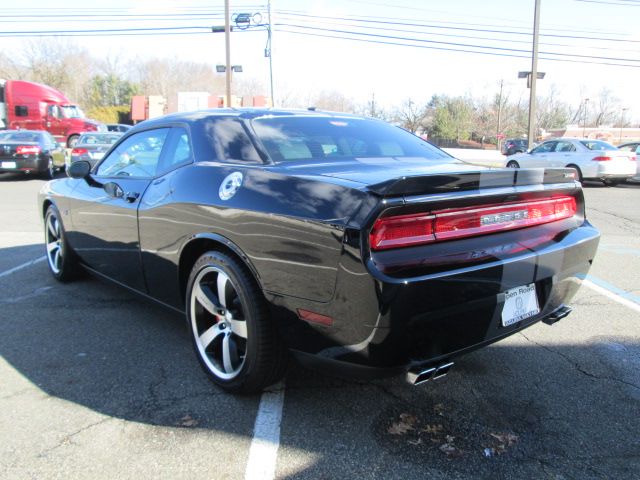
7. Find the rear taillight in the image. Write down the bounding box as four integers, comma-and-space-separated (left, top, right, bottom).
71, 148, 88, 157
630, 154, 637, 162
592, 156, 612, 161
370, 196, 577, 250
16, 145, 40, 155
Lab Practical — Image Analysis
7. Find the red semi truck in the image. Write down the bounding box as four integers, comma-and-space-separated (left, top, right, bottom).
0, 79, 104, 147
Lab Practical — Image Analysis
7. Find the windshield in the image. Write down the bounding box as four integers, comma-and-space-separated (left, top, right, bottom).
580, 140, 616, 151
61, 106, 83, 119
251, 116, 451, 163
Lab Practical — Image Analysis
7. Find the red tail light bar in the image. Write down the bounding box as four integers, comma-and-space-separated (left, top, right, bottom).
71, 148, 88, 157
370, 196, 577, 250
16, 145, 41, 155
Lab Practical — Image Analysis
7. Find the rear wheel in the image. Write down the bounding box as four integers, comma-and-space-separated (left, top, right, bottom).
186, 251, 287, 394
506, 160, 520, 168
41, 158, 55, 179
67, 135, 80, 148
44, 206, 82, 281
603, 179, 622, 187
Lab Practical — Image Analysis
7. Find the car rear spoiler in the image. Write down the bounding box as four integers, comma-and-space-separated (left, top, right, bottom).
366, 168, 579, 197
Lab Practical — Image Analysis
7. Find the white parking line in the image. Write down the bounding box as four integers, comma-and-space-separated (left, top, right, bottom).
583, 279, 640, 313
0, 256, 46, 279
244, 381, 286, 480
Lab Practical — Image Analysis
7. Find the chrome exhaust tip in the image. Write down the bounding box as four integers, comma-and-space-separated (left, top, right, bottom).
542, 305, 572, 325
407, 362, 454, 386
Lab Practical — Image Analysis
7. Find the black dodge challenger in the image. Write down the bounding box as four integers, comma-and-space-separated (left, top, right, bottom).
38, 109, 600, 393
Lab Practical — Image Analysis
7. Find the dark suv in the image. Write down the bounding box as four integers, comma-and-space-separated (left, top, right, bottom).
501, 139, 528, 156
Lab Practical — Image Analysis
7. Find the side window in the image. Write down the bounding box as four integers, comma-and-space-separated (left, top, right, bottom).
96, 128, 169, 178
15, 106, 28, 117
554, 141, 575, 153
531, 142, 554, 154
44, 132, 57, 147
157, 127, 192, 176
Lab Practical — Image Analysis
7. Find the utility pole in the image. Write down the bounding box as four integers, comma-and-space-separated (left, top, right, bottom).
527, 0, 541, 150
267, 0, 275, 106
496, 79, 503, 150
224, 0, 232, 106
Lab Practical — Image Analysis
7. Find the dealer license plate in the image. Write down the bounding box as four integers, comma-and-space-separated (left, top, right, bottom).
1, 161, 17, 169
90, 152, 104, 160
501, 283, 540, 327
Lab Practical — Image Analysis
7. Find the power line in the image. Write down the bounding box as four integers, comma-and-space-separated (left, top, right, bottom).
274, 27, 640, 68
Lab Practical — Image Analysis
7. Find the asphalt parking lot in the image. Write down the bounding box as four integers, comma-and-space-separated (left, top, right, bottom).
1, 172, 639, 480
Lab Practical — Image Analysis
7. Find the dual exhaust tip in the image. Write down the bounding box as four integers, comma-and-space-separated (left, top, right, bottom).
407, 362, 454, 386
406, 306, 572, 386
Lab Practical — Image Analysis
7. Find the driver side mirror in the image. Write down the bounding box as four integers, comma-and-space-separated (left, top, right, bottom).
67, 161, 92, 179
67, 161, 103, 188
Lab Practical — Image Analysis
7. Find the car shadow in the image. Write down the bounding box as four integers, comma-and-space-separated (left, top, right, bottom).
1, 243, 638, 478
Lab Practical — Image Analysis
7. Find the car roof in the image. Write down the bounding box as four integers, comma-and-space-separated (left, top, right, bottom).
136, 108, 375, 129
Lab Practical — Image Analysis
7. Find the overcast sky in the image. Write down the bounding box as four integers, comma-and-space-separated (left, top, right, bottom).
3, 0, 640, 123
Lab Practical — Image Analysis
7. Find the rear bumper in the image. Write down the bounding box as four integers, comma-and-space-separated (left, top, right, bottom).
271, 221, 600, 377
0, 156, 47, 174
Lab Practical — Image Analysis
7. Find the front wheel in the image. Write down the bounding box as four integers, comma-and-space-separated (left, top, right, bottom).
44, 206, 82, 281
186, 251, 287, 394
506, 160, 520, 168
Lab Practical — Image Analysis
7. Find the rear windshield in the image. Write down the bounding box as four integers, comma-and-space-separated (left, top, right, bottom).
78, 133, 122, 145
0, 131, 40, 142
580, 140, 616, 151
250, 116, 451, 163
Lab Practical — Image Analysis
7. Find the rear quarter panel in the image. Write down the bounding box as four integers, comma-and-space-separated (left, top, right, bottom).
138, 163, 369, 307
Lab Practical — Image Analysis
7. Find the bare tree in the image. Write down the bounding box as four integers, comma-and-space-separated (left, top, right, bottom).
392, 98, 429, 134
0, 38, 95, 105
590, 87, 620, 127
131, 56, 225, 99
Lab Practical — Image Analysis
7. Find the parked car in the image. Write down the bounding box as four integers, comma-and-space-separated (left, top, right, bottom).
501, 138, 528, 156
505, 138, 636, 186
69, 132, 123, 168
39, 109, 600, 394
617, 142, 640, 181
0, 129, 66, 178
105, 123, 132, 133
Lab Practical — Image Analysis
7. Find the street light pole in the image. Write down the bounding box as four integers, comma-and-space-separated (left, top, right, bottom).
527, 0, 541, 151
267, 0, 275, 106
619, 108, 628, 142
224, 0, 232, 106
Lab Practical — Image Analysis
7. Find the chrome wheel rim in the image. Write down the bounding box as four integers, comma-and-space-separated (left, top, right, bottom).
45, 213, 62, 274
507, 162, 518, 168
190, 266, 248, 380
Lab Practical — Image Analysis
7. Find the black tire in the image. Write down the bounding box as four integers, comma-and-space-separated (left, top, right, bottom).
506, 160, 520, 168
566, 164, 583, 184
186, 251, 287, 394
602, 179, 622, 187
44, 206, 82, 281
41, 158, 55, 179
67, 135, 80, 148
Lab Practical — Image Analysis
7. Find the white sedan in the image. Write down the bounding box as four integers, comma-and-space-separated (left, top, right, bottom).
505, 138, 636, 186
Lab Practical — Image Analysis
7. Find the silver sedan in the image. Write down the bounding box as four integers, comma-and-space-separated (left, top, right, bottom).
505, 138, 636, 186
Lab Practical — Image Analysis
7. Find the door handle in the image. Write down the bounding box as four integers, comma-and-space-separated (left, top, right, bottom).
125, 192, 140, 203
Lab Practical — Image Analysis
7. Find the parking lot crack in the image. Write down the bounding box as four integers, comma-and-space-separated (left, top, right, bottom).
519, 333, 640, 392
38, 417, 112, 457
